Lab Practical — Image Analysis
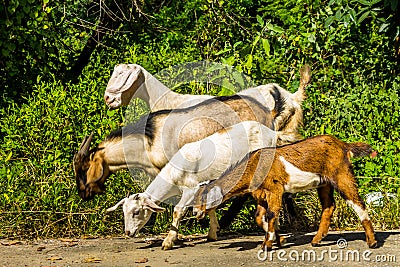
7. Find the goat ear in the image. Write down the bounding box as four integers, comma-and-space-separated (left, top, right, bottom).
87, 157, 104, 183
106, 198, 126, 212
142, 198, 165, 213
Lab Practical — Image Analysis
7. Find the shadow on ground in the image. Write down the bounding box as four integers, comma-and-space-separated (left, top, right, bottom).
135, 231, 400, 252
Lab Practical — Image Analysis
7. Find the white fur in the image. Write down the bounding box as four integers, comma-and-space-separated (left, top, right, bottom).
262, 216, 269, 232
268, 231, 276, 241
280, 156, 321, 193
148, 121, 276, 206
109, 121, 277, 237
346, 200, 370, 222
106, 193, 163, 237
105, 64, 212, 111
104, 64, 303, 116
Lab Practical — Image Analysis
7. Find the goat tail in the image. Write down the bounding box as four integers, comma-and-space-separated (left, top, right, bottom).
294, 64, 311, 103
348, 142, 374, 158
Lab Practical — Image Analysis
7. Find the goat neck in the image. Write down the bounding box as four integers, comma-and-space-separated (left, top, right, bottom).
144, 174, 183, 204
100, 133, 160, 177
140, 72, 212, 111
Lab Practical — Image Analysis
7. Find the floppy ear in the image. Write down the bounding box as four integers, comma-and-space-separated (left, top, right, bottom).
87, 157, 104, 183
142, 198, 165, 213
106, 198, 126, 212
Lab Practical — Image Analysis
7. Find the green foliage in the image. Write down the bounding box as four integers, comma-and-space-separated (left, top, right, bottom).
325, 0, 399, 33
1, 0, 400, 238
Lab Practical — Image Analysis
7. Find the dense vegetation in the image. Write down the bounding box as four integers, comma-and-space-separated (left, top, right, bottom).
1, 0, 399, 239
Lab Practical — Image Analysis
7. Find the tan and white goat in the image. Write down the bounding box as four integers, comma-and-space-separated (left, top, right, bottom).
193, 135, 378, 250
74, 94, 276, 201
104, 64, 311, 142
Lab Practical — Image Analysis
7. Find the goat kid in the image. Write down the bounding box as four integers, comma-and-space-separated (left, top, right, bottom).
193, 135, 378, 250
107, 121, 277, 250
104, 64, 311, 142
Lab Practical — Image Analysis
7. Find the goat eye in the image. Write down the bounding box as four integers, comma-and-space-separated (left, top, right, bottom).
133, 210, 140, 216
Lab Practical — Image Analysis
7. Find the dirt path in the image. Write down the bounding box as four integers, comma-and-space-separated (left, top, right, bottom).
1, 231, 399, 267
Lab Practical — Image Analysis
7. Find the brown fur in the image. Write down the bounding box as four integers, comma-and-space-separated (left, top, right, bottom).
194, 135, 378, 249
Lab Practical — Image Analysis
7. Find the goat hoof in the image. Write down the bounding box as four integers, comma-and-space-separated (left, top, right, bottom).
207, 236, 217, 242
368, 241, 378, 249
280, 236, 287, 245
161, 241, 174, 250
162, 244, 173, 250
206, 237, 217, 242
311, 242, 321, 247
261, 242, 273, 251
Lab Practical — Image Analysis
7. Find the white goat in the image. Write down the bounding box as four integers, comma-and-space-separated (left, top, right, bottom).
106, 121, 277, 250
104, 64, 310, 141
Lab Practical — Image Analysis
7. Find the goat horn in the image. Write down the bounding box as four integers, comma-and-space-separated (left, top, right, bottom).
78, 133, 94, 157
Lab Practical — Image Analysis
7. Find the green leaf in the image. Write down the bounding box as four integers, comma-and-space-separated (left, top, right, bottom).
357, 11, 370, 24
379, 23, 389, 33
261, 38, 270, 56
256, 15, 264, 27
1, 48, 10, 57
266, 23, 284, 33
307, 33, 316, 43
221, 56, 235, 66
107, 110, 116, 117
252, 35, 260, 47
23, 5, 30, 14
215, 48, 231, 55
245, 54, 253, 69
335, 9, 342, 20
349, 8, 357, 23
325, 16, 335, 28
5, 151, 12, 162
232, 71, 245, 88
221, 79, 235, 92
328, 0, 336, 5
357, 0, 370, 5
233, 41, 242, 49
218, 87, 234, 96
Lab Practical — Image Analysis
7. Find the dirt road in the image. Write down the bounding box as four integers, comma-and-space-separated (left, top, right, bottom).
1, 231, 399, 267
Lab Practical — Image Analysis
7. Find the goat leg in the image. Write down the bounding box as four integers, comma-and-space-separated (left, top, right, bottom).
162, 206, 187, 250
311, 184, 335, 246
218, 196, 247, 229
282, 193, 296, 224
336, 172, 378, 248
207, 209, 220, 241
257, 192, 282, 251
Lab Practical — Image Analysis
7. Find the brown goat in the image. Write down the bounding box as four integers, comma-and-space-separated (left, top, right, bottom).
193, 135, 378, 250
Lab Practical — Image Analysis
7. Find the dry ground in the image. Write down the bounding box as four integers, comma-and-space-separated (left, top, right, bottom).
1, 231, 399, 267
